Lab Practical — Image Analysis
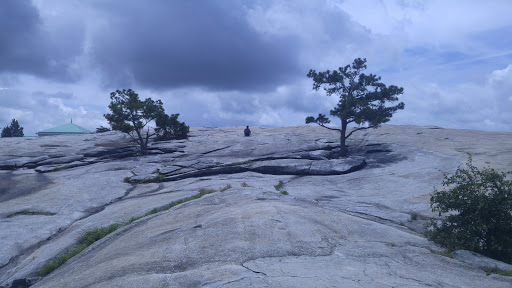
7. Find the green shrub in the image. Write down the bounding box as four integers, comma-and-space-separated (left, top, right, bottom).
241, 182, 250, 187
410, 212, 418, 221
280, 191, 289, 195
426, 156, 512, 264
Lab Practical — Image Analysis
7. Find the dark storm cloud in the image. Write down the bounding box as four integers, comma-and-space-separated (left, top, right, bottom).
0, 0, 84, 81
90, 1, 301, 91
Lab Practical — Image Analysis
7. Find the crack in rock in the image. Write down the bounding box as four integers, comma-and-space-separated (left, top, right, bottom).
148, 158, 368, 183
241, 263, 267, 276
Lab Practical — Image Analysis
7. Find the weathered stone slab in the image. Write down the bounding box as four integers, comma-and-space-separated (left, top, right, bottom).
190, 158, 220, 170
249, 158, 367, 175
173, 160, 199, 167
37, 155, 84, 166
453, 250, 512, 271
132, 164, 160, 176
250, 159, 314, 175
34, 165, 60, 173
158, 165, 183, 175
0, 160, 17, 170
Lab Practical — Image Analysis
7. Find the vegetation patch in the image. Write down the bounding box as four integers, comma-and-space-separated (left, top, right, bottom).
274, 180, 284, 191
7, 210, 56, 218
38, 187, 219, 277
280, 191, 289, 195
123, 171, 137, 183
410, 212, 418, 221
219, 184, 232, 192
141, 188, 217, 218
481, 266, 512, 277
241, 182, 250, 187
38, 224, 120, 276
429, 248, 454, 259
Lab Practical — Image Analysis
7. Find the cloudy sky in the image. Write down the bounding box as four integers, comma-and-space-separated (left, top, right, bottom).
1, 0, 511, 135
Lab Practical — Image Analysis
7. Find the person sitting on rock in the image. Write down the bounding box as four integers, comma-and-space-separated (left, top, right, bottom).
244, 126, 251, 137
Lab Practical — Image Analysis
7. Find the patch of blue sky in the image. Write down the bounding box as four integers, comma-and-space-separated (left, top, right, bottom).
403, 47, 470, 66
437, 51, 470, 65
471, 25, 512, 52
398, 44, 511, 85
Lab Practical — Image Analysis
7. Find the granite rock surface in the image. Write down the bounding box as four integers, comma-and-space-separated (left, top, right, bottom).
1, 125, 511, 287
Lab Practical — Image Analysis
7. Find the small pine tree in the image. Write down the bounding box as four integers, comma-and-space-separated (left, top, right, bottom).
1, 119, 24, 137
104, 89, 188, 154
104, 89, 165, 155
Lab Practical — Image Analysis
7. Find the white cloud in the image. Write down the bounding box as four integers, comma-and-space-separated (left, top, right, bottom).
392, 64, 512, 131
489, 64, 512, 84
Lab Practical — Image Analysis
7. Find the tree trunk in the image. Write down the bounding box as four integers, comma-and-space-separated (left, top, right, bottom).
339, 120, 348, 157
134, 129, 147, 155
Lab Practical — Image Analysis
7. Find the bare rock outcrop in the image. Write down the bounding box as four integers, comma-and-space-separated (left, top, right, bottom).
1, 125, 511, 287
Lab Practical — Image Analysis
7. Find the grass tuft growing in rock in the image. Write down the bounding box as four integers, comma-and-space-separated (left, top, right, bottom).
481, 266, 512, 277
274, 180, 284, 191
280, 191, 289, 195
219, 184, 232, 192
241, 182, 250, 187
429, 248, 454, 259
143, 188, 217, 217
76, 224, 121, 246
410, 212, 418, 221
6, 210, 56, 218
38, 224, 121, 276
38, 187, 219, 277
198, 188, 217, 195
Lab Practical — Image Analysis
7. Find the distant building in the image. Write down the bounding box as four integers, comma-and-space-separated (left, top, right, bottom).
37, 121, 93, 136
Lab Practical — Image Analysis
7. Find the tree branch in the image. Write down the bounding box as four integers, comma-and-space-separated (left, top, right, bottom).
318, 123, 341, 132
344, 125, 378, 139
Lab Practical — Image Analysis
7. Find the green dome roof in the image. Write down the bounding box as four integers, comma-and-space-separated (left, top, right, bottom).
38, 123, 92, 135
